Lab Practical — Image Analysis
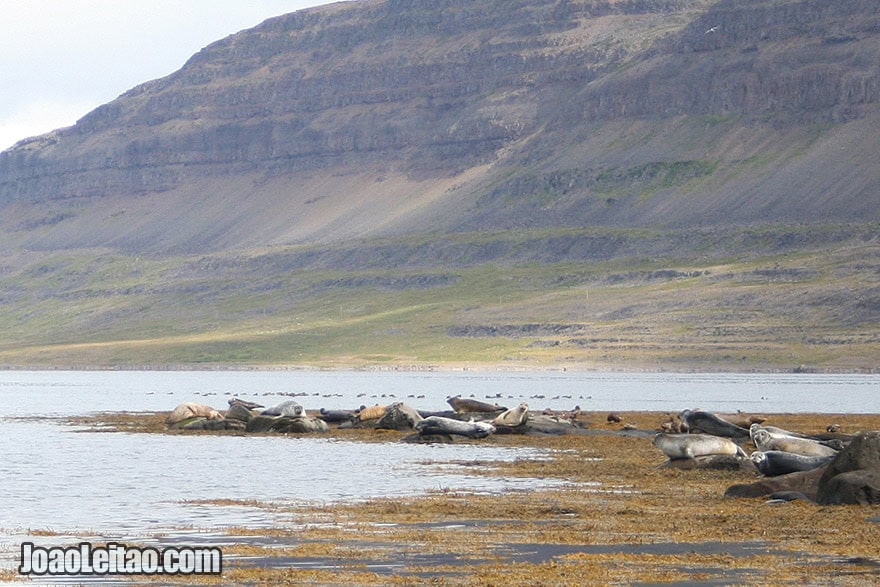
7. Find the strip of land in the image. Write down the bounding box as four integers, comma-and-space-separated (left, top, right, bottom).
48, 410, 880, 585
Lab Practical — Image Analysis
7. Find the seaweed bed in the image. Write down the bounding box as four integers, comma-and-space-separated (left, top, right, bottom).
51, 411, 880, 585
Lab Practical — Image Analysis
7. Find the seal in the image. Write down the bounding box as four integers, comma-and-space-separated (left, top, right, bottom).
260, 400, 304, 418
319, 408, 357, 423
750, 450, 835, 477
652, 432, 747, 460
715, 412, 766, 429
166, 402, 223, 425
415, 416, 496, 439
356, 404, 388, 422
679, 409, 749, 438
493, 403, 529, 427
749, 423, 814, 442
447, 396, 505, 414
228, 398, 264, 410
751, 429, 838, 458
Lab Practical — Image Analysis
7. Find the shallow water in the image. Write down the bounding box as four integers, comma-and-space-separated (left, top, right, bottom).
0, 370, 877, 548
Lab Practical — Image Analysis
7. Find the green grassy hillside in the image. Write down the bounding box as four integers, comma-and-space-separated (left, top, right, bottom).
1, 224, 876, 371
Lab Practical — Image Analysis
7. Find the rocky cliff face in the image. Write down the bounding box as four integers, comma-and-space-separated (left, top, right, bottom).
1, 0, 879, 253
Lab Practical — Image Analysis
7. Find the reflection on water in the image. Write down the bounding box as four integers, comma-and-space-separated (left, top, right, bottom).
0, 419, 558, 537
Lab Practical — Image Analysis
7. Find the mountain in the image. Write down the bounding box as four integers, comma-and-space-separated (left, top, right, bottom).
0, 0, 877, 370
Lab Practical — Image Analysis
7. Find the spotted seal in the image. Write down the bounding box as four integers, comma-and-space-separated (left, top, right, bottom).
447, 396, 505, 414
493, 403, 529, 427
260, 399, 305, 418
416, 416, 496, 439
652, 433, 747, 460
749, 423, 813, 443
751, 429, 838, 458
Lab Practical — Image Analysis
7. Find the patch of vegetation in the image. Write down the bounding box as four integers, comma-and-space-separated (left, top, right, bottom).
56, 411, 880, 585
0, 224, 876, 370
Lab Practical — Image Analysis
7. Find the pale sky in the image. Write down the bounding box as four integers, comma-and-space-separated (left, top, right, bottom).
0, 0, 338, 151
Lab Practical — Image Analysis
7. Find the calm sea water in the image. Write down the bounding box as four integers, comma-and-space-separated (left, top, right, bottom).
0, 369, 877, 570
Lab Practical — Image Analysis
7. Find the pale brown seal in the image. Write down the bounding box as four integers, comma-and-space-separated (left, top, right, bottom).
356, 404, 388, 421
166, 402, 223, 425
652, 433, 747, 460
493, 403, 529, 427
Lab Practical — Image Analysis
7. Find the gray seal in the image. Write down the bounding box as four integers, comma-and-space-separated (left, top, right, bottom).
751, 429, 838, 458
416, 416, 496, 439
447, 396, 505, 414
750, 450, 834, 476
261, 399, 305, 418
652, 433, 747, 460
679, 409, 750, 438
750, 423, 814, 442
228, 397, 264, 410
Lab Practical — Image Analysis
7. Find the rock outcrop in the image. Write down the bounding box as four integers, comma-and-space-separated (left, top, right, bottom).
1, 0, 878, 254
816, 431, 880, 505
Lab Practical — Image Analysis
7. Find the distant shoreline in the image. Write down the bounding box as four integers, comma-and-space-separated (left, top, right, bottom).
0, 362, 877, 374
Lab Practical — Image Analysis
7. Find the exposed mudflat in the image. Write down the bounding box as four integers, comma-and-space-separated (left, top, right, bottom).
42, 410, 880, 585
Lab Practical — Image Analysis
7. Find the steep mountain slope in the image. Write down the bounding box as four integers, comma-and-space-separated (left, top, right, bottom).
1, 0, 878, 254
0, 0, 877, 370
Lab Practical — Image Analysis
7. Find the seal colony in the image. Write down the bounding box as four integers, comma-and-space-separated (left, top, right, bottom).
164, 395, 589, 440
66, 406, 880, 585
160, 398, 879, 505
649, 409, 880, 505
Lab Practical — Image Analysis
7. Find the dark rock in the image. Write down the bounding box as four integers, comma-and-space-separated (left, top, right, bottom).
817, 470, 880, 505
661, 455, 756, 472
521, 414, 586, 436
244, 414, 328, 433
725, 465, 828, 500
1, 0, 879, 260
376, 402, 423, 431
271, 416, 329, 434
819, 431, 880, 480
816, 431, 880, 505
225, 403, 255, 422
176, 417, 244, 431
493, 424, 529, 435
245, 414, 277, 433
